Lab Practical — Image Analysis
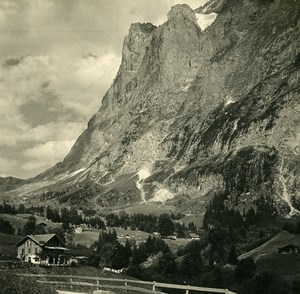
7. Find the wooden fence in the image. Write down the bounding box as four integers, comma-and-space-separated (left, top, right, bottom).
18, 274, 236, 294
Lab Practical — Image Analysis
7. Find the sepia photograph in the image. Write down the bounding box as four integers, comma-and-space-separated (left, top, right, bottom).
0, 0, 299, 293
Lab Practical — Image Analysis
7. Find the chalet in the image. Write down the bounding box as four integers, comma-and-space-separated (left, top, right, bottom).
15, 234, 70, 266
278, 244, 299, 254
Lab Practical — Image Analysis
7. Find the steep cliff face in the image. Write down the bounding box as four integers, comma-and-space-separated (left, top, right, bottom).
19, 0, 300, 215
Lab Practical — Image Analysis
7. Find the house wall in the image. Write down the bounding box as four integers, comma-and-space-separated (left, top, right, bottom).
17, 239, 42, 262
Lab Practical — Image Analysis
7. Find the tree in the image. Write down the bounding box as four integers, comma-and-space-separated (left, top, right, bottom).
22, 216, 36, 235
258, 229, 265, 238
111, 242, 131, 269
157, 251, 177, 277
239, 271, 290, 294
208, 228, 229, 264
34, 223, 46, 234
235, 257, 256, 280
18, 204, 25, 214
181, 240, 204, 277
228, 244, 238, 265
145, 235, 155, 255
0, 218, 15, 235
158, 214, 174, 237
245, 207, 256, 227
99, 243, 114, 268
131, 244, 147, 265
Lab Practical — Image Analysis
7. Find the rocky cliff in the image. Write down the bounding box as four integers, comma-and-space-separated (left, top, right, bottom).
9, 0, 300, 215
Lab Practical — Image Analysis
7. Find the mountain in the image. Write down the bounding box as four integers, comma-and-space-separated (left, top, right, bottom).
0, 177, 25, 192
4, 0, 300, 215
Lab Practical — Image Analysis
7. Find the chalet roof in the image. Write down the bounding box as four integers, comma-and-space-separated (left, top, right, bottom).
30, 234, 56, 244
15, 234, 62, 247
277, 243, 299, 250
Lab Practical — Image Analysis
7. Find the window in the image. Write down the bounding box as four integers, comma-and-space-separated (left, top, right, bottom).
28, 248, 31, 254
21, 249, 24, 255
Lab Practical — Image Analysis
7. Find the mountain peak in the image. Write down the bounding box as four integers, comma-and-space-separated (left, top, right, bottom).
129, 22, 156, 34
167, 4, 194, 20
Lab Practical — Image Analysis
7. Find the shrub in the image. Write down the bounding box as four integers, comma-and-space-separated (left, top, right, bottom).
0, 272, 57, 294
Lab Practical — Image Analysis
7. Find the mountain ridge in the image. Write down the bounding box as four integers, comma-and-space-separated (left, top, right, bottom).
3, 0, 300, 216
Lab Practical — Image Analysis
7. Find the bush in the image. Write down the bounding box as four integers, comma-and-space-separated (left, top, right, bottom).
0, 272, 57, 294
239, 271, 290, 294
235, 257, 256, 280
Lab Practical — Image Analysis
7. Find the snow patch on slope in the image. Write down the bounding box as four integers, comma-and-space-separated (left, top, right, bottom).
150, 189, 174, 204
278, 158, 300, 217
136, 168, 151, 203
225, 96, 236, 107
196, 13, 218, 30
62, 168, 86, 179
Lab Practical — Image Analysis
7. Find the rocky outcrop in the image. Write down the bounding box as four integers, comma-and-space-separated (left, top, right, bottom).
11, 0, 300, 215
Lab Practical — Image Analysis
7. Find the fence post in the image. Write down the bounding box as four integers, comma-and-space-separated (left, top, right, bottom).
97, 279, 100, 290
185, 285, 190, 294
70, 277, 73, 289
125, 279, 128, 287
153, 281, 156, 291
225, 290, 235, 294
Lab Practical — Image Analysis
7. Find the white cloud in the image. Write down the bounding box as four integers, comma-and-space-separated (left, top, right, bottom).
21, 140, 75, 171
23, 140, 75, 159
0, 157, 18, 177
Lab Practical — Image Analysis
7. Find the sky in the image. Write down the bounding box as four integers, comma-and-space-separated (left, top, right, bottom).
0, 0, 209, 179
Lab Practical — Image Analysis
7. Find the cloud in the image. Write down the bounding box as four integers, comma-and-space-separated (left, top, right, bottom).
0, 157, 18, 177
21, 140, 75, 171
0, 0, 209, 179
2, 57, 21, 67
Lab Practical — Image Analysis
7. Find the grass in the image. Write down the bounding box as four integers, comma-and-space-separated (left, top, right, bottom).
238, 230, 300, 261
0, 213, 61, 231
179, 214, 205, 228
112, 202, 177, 215
0, 213, 28, 230
72, 227, 152, 249
73, 231, 100, 248
115, 227, 150, 244
73, 227, 193, 255
164, 238, 190, 253
8, 265, 129, 278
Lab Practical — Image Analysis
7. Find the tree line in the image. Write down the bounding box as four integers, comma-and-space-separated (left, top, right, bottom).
105, 212, 197, 237
203, 192, 278, 230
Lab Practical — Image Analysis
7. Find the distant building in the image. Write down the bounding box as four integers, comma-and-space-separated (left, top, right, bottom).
15, 234, 70, 266
74, 226, 83, 234
278, 244, 299, 254
189, 233, 200, 240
